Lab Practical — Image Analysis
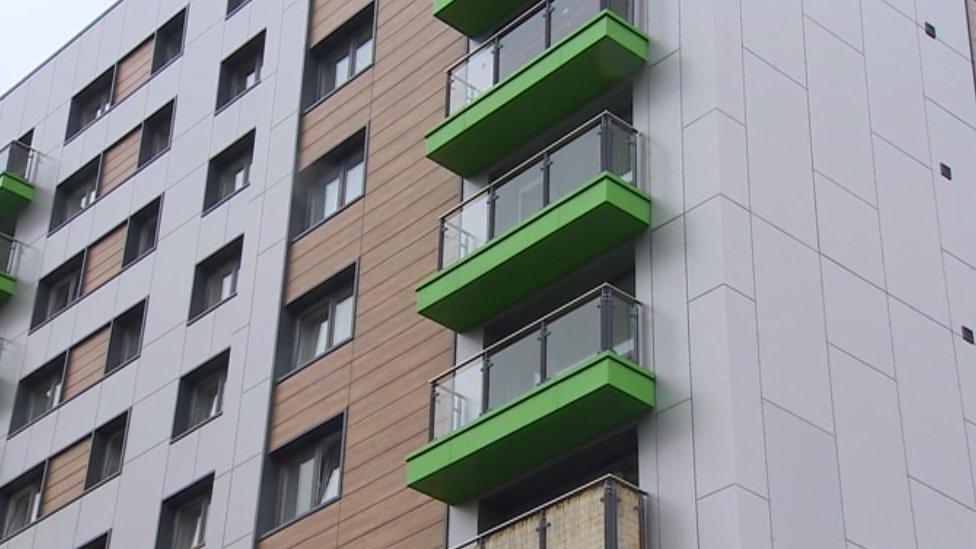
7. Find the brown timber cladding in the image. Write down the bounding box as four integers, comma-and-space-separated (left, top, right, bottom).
82, 223, 127, 295
259, 0, 464, 547
41, 436, 92, 514
63, 326, 111, 401
113, 37, 155, 103
99, 128, 142, 195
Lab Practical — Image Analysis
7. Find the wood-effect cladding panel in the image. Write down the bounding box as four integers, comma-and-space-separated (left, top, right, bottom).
262, 0, 465, 546
299, 72, 373, 169
82, 223, 127, 295
63, 326, 111, 401
114, 38, 154, 102
99, 128, 141, 194
41, 436, 92, 514
309, 0, 373, 47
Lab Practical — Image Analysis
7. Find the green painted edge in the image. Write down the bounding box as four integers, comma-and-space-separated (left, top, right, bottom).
405, 351, 654, 503
425, 11, 649, 175
0, 271, 16, 300
414, 173, 651, 330
0, 172, 35, 223
433, 0, 531, 37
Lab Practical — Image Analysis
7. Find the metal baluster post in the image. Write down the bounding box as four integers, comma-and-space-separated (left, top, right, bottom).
603, 479, 619, 549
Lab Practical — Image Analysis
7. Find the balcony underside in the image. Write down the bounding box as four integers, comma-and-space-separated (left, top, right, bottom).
0, 172, 34, 224
416, 173, 650, 332
406, 351, 655, 504
426, 11, 648, 177
434, 0, 531, 37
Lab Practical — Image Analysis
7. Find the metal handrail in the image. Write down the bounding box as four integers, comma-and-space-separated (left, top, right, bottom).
444, 0, 634, 115
0, 140, 39, 182
428, 282, 637, 385
439, 111, 635, 224
448, 474, 648, 549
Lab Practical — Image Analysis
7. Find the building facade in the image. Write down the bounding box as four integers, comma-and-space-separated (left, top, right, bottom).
0, 0, 973, 548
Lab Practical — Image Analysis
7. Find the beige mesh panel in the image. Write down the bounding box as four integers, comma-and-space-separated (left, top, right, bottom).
546, 482, 605, 548
484, 513, 539, 548
616, 483, 643, 549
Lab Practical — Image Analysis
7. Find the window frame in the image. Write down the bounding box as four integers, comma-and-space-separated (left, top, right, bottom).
123, 198, 162, 267
139, 102, 176, 167
203, 130, 256, 213
50, 158, 101, 231
302, 4, 376, 110
172, 350, 230, 441
294, 128, 368, 238
31, 253, 84, 329
105, 301, 148, 374
155, 475, 214, 549
84, 413, 129, 489
8, 355, 67, 435
0, 466, 44, 541
216, 32, 266, 111
152, 10, 187, 74
258, 413, 347, 535
188, 237, 244, 322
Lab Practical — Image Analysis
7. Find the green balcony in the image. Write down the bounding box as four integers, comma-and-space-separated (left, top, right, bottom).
427, 6, 648, 177
407, 285, 655, 504
433, 0, 531, 37
417, 113, 649, 331
0, 141, 37, 224
0, 234, 19, 303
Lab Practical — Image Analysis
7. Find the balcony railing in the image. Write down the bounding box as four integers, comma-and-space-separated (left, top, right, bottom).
0, 141, 38, 182
439, 111, 637, 269
446, 0, 634, 116
451, 475, 648, 549
0, 233, 20, 276
429, 284, 641, 440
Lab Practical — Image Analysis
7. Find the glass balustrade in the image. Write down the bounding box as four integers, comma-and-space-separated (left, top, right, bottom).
429, 284, 641, 440
438, 111, 637, 269
0, 233, 19, 276
451, 475, 647, 549
0, 141, 38, 183
446, 0, 635, 116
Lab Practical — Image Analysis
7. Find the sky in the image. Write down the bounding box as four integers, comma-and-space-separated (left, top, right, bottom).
0, 0, 120, 97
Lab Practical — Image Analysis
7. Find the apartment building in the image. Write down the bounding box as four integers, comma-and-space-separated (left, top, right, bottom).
0, 0, 974, 547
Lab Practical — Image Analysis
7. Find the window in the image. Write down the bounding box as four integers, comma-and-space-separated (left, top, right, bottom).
106, 301, 146, 373
189, 238, 243, 320
123, 199, 161, 266
227, 0, 251, 15
303, 6, 374, 108
77, 532, 110, 549
204, 131, 254, 211
51, 159, 100, 229
156, 475, 213, 549
216, 32, 265, 110
284, 265, 356, 375
262, 415, 344, 530
139, 102, 175, 166
9, 356, 65, 432
173, 351, 228, 439
66, 69, 114, 139
299, 130, 365, 231
153, 10, 186, 73
86, 414, 128, 487
0, 467, 43, 540
32, 254, 84, 328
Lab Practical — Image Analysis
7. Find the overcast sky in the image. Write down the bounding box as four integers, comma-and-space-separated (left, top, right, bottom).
0, 0, 119, 97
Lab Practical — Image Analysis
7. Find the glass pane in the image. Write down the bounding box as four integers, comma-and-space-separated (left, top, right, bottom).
324, 178, 340, 217
432, 357, 483, 438
100, 431, 124, 479
548, 124, 601, 203
449, 45, 494, 113
545, 296, 601, 377
491, 161, 544, 237
334, 54, 350, 88
3, 485, 34, 535
550, 0, 602, 44
119, 325, 141, 364
609, 293, 638, 361
497, 8, 546, 81
332, 294, 354, 344
297, 304, 330, 364
441, 192, 488, 265
486, 330, 541, 410
189, 373, 222, 427
137, 217, 158, 256
0, 235, 14, 273
318, 435, 342, 503
607, 120, 635, 182
279, 450, 316, 523
173, 501, 205, 549
354, 38, 373, 74
344, 160, 364, 203
27, 375, 60, 421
